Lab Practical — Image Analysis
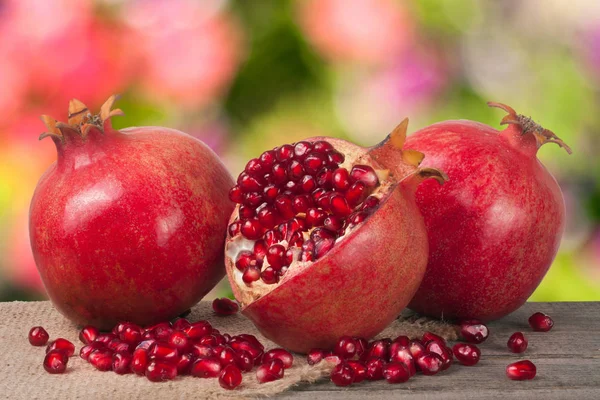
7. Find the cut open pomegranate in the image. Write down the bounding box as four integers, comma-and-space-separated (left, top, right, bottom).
224, 121, 446, 353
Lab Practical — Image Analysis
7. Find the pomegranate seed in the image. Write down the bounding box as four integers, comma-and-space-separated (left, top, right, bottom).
345, 181, 367, 207
347, 360, 367, 383
328, 150, 345, 165
95, 333, 117, 346
528, 312, 554, 332
304, 152, 327, 174
230, 340, 264, 365
416, 352, 444, 375
46, 338, 75, 357
460, 320, 489, 343
198, 335, 218, 347
271, 163, 288, 184
148, 342, 179, 363
89, 349, 114, 371
335, 336, 357, 360
245, 158, 265, 176
361, 195, 379, 211
259, 150, 276, 167
288, 160, 305, 181
389, 347, 416, 376
314, 236, 335, 259
452, 343, 481, 366
241, 218, 263, 240
422, 331, 447, 346
323, 215, 343, 232
316, 167, 334, 189
264, 229, 282, 247
366, 340, 389, 361
235, 250, 255, 271
112, 352, 132, 374
136, 339, 156, 352
354, 337, 368, 358
288, 231, 304, 248
292, 194, 311, 213
29, 326, 49, 346
350, 165, 379, 187
78, 325, 99, 345
228, 221, 242, 236
261, 267, 279, 284
183, 321, 212, 341
191, 357, 222, 378
172, 318, 190, 331
284, 180, 300, 194
80, 342, 104, 361
383, 362, 410, 383
365, 357, 385, 380
146, 361, 177, 382
150, 322, 174, 341
507, 332, 528, 353
330, 362, 354, 386
239, 204, 256, 219
307, 348, 326, 365
244, 192, 263, 207
190, 343, 215, 359
330, 193, 352, 217
267, 244, 286, 270
229, 186, 244, 203
177, 352, 195, 375
131, 349, 149, 375
218, 347, 238, 368
109, 340, 132, 354
256, 359, 285, 383
253, 240, 267, 261
306, 208, 327, 227
263, 348, 294, 369
408, 339, 425, 361
238, 173, 264, 192
332, 168, 351, 192
276, 144, 295, 162
212, 297, 239, 316
120, 324, 142, 344
242, 266, 261, 284
426, 341, 453, 370
44, 350, 68, 374
219, 364, 243, 390
167, 331, 190, 352
235, 350, 254, 372
300, 175, 317, 193
294, 141, 312, 159
263, 185, 279, 204
313, 140, 334, 153
506, 360, 536, 380
324, 353, 342, 365
393, 335, 410, 347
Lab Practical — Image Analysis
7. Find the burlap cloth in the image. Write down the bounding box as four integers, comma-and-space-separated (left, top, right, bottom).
0, 300, 457, 399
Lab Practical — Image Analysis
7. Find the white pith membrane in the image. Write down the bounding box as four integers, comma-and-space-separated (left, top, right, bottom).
225, 140, 395, 307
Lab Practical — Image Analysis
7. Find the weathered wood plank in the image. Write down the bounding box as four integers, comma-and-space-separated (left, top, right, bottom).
283, 302, 600, 399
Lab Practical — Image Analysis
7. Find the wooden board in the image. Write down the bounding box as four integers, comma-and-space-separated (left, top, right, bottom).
283, 302, 600, 399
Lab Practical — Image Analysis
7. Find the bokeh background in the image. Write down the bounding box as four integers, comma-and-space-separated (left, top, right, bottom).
1, 0, 599, 302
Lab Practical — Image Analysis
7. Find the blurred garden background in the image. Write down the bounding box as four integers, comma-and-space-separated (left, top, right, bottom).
0, 0, 599, 302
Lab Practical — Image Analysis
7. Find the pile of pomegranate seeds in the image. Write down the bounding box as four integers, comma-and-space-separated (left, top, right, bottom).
212, 298, 239, 316
528, 312, 554, 332
228, 140, 382, 284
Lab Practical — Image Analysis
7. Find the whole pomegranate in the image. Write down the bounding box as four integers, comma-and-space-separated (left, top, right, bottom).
224, 120, 446, 353
405, 103, 571, 321
29, 96, 234, 328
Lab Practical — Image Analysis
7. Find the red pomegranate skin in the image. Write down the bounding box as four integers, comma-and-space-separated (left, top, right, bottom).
404, 104, 569, 321
30, 98, 234, 328
226, 133, 443, 353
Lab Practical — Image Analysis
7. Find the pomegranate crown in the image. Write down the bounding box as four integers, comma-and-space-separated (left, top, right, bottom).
488, 102, 572, 155
39, 95, 124, 143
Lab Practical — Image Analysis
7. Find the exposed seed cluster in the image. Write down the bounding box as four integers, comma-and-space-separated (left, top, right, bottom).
228, 140, 381, 285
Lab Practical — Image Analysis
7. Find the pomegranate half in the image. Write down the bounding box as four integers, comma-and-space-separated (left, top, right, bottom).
29, 96, 234, 328
405, 102, 571, 321
224, 120, 446, 353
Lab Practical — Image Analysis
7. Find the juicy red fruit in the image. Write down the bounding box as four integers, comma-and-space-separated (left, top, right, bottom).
507, 332, 528, 353
46, 338, 75, 357
256, 359, 285, 383
528, 312, 554, 332
219, 364, 243, 390
330, 362, 354, 387
506, 360, 536, 380
416, 352, 444, 375
146, 361, 178, 382
212, 298, 240, 316
262, 348, 294, 369
29, 326, 49, 346
460, 320, 489, 344
44, 350, 68, 374
79, 326, 99, 344
383, 362, 410, 384
30, 96, 234, 329
452, 343, 481, 366
406, 103, 570, 321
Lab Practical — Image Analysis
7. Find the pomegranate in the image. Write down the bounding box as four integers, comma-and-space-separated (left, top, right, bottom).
44, 350, 68, 374
405, 102, 571, 321
29, 96, 234, 328
528, 312, 554, 332
506, 360, 536, 380
29, 326, 50, 346
212, 298, 240, 316
224, 120, 446, 352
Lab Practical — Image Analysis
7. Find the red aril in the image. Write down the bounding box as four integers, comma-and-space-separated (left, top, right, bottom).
145, 361, 177, 382
507, 332, 528, 353
383, 362, 410, 383
148, 342, 178, 363
365, 357, 385, 380
112, 352, 132, 374
79, 326, 99, 344
334, 336, 357, 360
506, 360, 536, 380
416, 352, 444, 375
389, 348, 416, 377
405, 103, 570, 320
176, 353, 195, 375
460, 320, 489, 344
212, 298, 240, 316
219, 364, 243, 390
365, 339, 389, 361
80, 342, 104, 361
224, 122, 446, 353
235, 350, 254, 372
29, 326, 49, 346
191, 357, 222, 378
425, 341, 453, 371
346, 360, 367, 383
89, 349, 114, 371
46, 338, 75, 357
256, 359, 285, 383
167, 331, 190, 352
307, 349, 326, 365
262, 348, 294, 369
218, 347, 237, 368
528, 312, 554, 332
131, 349, 149, 375
452, 343, 481, 366
330, 362, 354, 386
29, 96, 234, 329
44, 350, 68, 374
